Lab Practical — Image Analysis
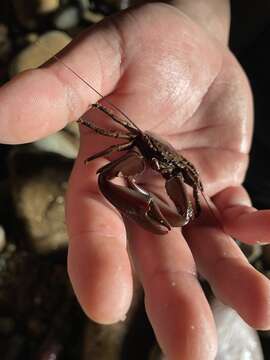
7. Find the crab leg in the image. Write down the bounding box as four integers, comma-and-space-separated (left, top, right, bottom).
84, 141, 134, 164
79, 118, 133, 139
165, 175, 194, 225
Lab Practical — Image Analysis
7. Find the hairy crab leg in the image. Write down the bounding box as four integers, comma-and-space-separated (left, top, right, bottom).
165, 176, 194, 224
79, 118, 133, 139
84, 141, 134, 164
182, 167, 203, 217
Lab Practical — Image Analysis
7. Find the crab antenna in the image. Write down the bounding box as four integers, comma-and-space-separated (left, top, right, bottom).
35, 41, 140, 131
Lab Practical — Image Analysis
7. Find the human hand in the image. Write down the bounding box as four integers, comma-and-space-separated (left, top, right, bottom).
1, 4, 270, 360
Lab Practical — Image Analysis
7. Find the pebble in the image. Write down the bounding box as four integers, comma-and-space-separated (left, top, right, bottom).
10, 150, 73, 254
262, 244, 270, 267
119, 0, 130, 10
37, 0, 60, 14
0, 226, 6, 252
34, 123, 79, 159
241, 243, 262, 264
78, 0, 92, 11
25, 32, 39, 44
9, 30, 71, 76
0, 24, 11, 62
54, 6, 80, 30
82, 278, 142, 360
83, 10, 104, 24
212, 299, 263, 360
82, 322, 127, 360
148, 345, 165, 360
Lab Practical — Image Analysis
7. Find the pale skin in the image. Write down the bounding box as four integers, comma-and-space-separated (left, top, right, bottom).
1, 3, 270, 360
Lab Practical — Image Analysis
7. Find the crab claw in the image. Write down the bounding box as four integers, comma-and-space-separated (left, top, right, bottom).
97, 152, 190, 234
165, 176, 194, 225
98, 178, 170, 234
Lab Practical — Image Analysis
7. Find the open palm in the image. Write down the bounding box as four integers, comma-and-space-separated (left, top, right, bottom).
1, 4, 270, 360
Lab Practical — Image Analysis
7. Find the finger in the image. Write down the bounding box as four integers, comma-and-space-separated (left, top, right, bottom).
184, 209, 270, 330
128, 223, 217, 360
66, 130, 133, 324
213, 186, 270, 244
0, 19, 124, 144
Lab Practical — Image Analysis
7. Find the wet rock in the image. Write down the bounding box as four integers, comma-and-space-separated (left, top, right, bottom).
119, 0, 130, 10
78, 0, 92, 11
0, 24, 11, 63
262, 244, 270, 268
83, 10, 104, 24
25, 32, 39, 44
37, 0, 60, 14
0, 237, 83, 359
91, 0, 117, 15
0, 226, 6, 252
54, 6, 80, 30
34, 122, 79, 159
82, 279, 142, 360
82, 322, 127, 360
241, 243, 262, 264
65, 121, 80, 138
9, 149, 73, 254
148, 344, 165, 360
213, 299, 263, 360
9, 30, 71, 76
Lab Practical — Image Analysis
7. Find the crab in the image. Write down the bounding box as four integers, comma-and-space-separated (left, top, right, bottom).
79, 102, 204, 235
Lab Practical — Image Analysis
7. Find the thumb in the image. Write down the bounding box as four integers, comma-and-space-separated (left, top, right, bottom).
0, 20, 123, 144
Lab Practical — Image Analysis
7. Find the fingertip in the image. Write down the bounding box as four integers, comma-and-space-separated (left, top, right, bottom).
213, 186, 252, 211
67, 234, 133, 324
242, 269, 270, 330
221, 207, 270, 244
211, 258, 270, 330
144, 271, 217, 360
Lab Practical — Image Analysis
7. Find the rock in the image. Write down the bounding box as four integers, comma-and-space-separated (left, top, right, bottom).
262, 244, 270, 268
65, 121, 80, 138
241, 243, 262, 264
9, 31, 71, 76
78, 0, 92, 11
213, 299, 263, 360
9, 149, 73, 254
25, 32, 39, 44
34, 122, 79, 159
0, 226, 6, 252
0, 235, 80, 359
119, 0, 130, 10
54, 6, 80, 30
82, 322, 127, 360
82, 279, 142, 360
37, 0, 60, 14
148, 344, 165, 360
0, 24, 11, 63
83, 10, 104, 24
